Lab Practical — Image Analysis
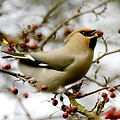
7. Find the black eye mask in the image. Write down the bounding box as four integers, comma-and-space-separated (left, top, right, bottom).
80, 30, 96, 37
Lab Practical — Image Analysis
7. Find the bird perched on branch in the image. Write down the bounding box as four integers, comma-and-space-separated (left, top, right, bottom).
2, 28, 103, 93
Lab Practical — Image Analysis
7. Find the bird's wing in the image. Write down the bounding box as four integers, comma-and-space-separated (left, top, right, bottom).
30, 51, 75, 71
2, 51, 75, 71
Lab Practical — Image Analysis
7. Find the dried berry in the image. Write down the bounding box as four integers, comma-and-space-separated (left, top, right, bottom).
23, 93, 28, 98
52, 99, 58, 106
12, 88, 18, 95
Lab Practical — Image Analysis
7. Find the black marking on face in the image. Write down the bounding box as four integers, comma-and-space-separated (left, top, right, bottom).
89, 37, 97, 50
80, 30, 96, 37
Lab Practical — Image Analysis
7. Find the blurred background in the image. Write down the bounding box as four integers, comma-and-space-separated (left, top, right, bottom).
0, 0, 120, 120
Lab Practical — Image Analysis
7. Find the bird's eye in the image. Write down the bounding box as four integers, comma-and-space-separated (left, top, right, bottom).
80, 30, 96, 37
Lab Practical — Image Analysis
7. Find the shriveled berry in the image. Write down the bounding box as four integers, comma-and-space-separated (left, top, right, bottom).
101, 92, 107, 98
12, 88, 18, 95
110, 92, 116, 98
37, 32, 42, 38
41, 84, 47, 91
63, 112, 68, 119
108, 86, 115, 92
64, 28, 72, 35
52, 99, 58, 106
61, 105, 67, 111
23, 93, 28, 98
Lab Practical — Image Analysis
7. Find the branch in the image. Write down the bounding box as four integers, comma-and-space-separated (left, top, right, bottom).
84, 76, 105, 87
0, 68, 37, 84
41, 0, 67, 25
78, 84, 120, 99
39, 0, 112, 50
66, 92, 102, 120
93, 49, 120, 63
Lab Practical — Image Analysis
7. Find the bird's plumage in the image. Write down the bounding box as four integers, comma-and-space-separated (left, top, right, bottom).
2, 28, 102, 93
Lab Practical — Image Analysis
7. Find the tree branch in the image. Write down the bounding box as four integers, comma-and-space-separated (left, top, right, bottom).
93, 49, 120, 63
67, 93, 102, 120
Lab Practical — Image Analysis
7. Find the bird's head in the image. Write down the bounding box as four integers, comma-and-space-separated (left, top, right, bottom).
65, 28, 103, 50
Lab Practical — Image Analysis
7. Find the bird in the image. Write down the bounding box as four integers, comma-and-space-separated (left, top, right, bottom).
2, 28, 103, 93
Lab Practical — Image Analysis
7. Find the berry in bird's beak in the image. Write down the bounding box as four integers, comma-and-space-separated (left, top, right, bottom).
97, 30, 104, 37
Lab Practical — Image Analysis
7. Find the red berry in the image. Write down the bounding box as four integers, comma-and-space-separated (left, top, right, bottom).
12, 88, 18, 95
66, 108, 71, 113
110, 92, 116, 98
64, 28, 72, 35
8, 39, 13, 45
108, 86, 115, 92
25, 36, 30, 43
2, 65, 7, 69
20, 43, 26, 48
70, 106, 77, 112
8, 47, 13, 51
37, 32, 42, 38
41, 84, 47, 91
2, 64, 11, 70
104, 96, 109, 102
97, 30, 103, 37
101, 92, 107, 98
33, 24, 38, 29
30, 44, 37, 50
52, 99, 58, 106
63, 112, 68, 119
23, 93, 28, 98
6, 64, 11, 69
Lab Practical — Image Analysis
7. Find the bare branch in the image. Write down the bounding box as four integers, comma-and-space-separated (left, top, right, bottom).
41, 0, 67, 25
84, 76, 105, 87
93, 49, 120, 63
67, 93, 102, 120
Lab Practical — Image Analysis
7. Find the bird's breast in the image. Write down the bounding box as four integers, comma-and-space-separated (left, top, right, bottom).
64, 52, 93, 85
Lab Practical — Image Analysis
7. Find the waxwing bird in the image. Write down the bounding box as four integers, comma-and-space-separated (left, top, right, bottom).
2, 28, 103, 93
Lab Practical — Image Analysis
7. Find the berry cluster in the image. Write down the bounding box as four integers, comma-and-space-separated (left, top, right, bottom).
61, 105, 78, 119
101, 86, 116, 103
12, 88, 28, 98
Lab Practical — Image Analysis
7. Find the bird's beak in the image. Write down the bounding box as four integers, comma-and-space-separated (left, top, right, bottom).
90, 30, 103, 38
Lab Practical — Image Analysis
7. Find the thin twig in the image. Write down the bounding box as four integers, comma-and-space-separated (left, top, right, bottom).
66, 92, 102, 120
78, 84, 120, 99
84, 76, 105, 87
93, 49, 120, 63
41, 0, 67, 25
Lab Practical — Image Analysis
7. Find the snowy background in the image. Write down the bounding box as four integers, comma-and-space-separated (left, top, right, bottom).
0, 0, 120, 120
